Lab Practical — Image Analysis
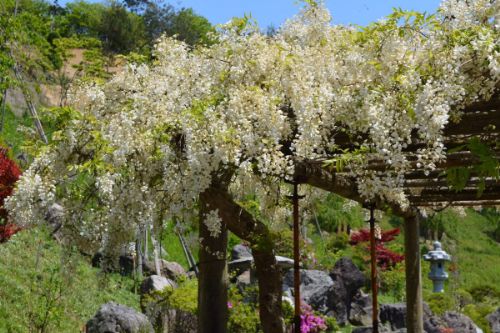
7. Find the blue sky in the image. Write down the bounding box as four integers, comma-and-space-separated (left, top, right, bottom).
59, 0, 442, 28
174, 0, 441, 27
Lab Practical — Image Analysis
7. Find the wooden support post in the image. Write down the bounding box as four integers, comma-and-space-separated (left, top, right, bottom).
198, 195, 228, 333
404, 213, 424, 333
369, 206, 379, 333
292, 183, 305, 333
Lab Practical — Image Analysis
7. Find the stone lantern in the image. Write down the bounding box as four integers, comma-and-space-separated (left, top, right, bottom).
423, 241, 451, 293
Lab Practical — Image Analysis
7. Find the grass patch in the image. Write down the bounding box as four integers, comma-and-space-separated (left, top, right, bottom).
0, 227, 139, 332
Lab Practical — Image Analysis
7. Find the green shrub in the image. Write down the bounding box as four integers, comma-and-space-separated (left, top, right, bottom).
454, 289, 473, 310
228, 285, 262, 332
324, 316, 341, 332
228, 302, 261, 333
379, 263, 406, 302
468, 284, 500, 304
327, 233, 349, 252
158, 277, 198, 314
426, 293, 455, 316
463, 303, 495, 333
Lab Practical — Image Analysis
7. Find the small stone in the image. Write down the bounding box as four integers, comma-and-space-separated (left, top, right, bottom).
140, 275, 176, 296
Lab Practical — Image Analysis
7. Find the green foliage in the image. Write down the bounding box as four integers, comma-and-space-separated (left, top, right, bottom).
159, 277, 198, 314
313, 194, 364, 233
63, 1, 106, 38
228, 302, 261, 333
323, 147, 369, 173
327, 232, 349, 252
454, 289, 473, 310
0, 227, 139, 332
0, 106, 33, 158
468, 284, 500, 304
463, 303, 496, 333
324, 316, 341, 332
99, 2, 146, 54
307, 232, 347, 270
160, 221, 198, 270
379, 263, 406, 302
228, 285, 262, 333
436, 209, 500, 290
426, 293, 455, 316
446, 138, 500, 196
167, 8, 214, 47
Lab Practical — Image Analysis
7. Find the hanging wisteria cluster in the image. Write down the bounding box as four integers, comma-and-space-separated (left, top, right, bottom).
6, 0, 499, 250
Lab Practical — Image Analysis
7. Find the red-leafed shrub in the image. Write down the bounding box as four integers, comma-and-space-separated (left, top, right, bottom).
0, 223, 22, 242
0, 147, 22, 241
350, 228, 404, 270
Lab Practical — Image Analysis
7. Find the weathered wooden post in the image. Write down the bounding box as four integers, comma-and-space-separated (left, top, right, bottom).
404, 212, 424, 333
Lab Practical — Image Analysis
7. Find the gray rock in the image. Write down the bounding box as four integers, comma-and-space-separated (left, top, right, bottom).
160, 261, 187, 281
376, 304, 482, 333
283, 269, 333, 314
487, 307, 500, 333
352, 327, 374, 333
232, 244, 252, 260
351, 326, 403, 333
330, 257, 366, 297
236, 270, 252, 291
440, 312, 483, 333
45, 203, 64, 237
86, 302, 153, 333
159, 309, 197, 333
349, 291, 372, 326
140, 275, 176, 296
380, 303, 407, 330
327, 258, 366, 324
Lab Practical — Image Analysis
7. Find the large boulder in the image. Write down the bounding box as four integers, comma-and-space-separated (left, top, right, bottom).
487, 307, 500, 333
330, 257, 366, 297
86, 302, 153, 333
327, 258, 366, 324
283, 269, 333, 313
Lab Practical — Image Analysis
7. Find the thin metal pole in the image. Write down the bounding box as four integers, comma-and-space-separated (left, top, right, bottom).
293, 182, 301, 332
369, 205, 379, 333
312, 209, 324, 242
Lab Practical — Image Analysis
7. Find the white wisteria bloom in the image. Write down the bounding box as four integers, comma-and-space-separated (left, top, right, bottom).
6, 0, 499, 249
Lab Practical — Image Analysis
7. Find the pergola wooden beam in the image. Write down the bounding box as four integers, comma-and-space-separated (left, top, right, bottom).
292, 93, 499, 333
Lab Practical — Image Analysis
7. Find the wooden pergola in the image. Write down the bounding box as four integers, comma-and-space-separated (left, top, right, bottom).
293, 92, 500, 332
197, 92, 499, 333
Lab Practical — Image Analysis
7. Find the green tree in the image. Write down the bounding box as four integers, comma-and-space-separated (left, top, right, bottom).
99, 2, 146, 54
166, 8, 213, 46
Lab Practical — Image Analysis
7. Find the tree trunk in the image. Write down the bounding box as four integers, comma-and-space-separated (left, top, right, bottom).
201, 187, 285, 333
198, 195, 228, 333
404, 213, 423, 333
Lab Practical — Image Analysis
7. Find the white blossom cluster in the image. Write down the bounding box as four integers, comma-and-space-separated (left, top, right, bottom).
6, 0, 499, 248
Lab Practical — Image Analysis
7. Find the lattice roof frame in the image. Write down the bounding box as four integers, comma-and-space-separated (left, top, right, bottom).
294, 92, 500, 211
